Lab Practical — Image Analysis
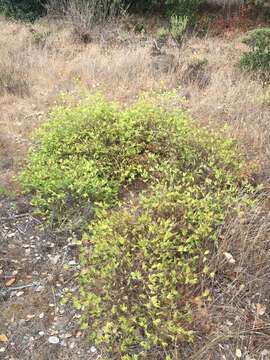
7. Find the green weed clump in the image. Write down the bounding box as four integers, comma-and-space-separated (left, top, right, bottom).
240, 28, 270, 83
22, 93, 253, 358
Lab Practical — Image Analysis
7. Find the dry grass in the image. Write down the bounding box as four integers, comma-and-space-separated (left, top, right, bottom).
189, 194, 270, 359
0, 13, 269, 358
184, 36, 270, 180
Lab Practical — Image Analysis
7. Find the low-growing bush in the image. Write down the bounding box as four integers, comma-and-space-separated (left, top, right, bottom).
240, 28, 270, 82
22, 93, 253, 357
74, 99, 252, 358
77, 184, 250, 358
182, 57, 210, 88
21, 93, 246, 220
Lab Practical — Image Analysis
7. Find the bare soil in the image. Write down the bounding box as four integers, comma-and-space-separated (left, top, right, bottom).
0, 195, 98, 360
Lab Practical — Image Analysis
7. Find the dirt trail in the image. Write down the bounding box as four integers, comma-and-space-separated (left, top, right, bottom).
0, 196, 97, 360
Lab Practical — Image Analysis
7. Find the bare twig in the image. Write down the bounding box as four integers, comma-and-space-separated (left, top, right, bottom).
0, 213, 30, 221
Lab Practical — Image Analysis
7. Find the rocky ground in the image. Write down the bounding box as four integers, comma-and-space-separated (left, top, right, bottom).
0, 196, 98, 360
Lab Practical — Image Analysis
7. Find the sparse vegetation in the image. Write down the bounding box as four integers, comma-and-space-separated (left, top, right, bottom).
0, 51, 30, 96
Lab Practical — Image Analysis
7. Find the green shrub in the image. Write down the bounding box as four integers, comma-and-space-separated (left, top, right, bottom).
129, 0, 202, 17
240, 28, 270, 83
169, 14, 188, 46
21, 93, 246, 220
0, 0, 45, 21
22, 93, 253, 357
166, 0, 202, 21
77, 184, 248, 358
74, 107, 252, 358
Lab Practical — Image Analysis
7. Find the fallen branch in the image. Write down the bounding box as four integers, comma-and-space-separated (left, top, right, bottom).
5, 282, 40, 292
0, 282, 41, 299
0, 213, 30, 221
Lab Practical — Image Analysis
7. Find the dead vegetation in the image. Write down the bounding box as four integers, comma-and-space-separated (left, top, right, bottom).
0, 9, 270, 360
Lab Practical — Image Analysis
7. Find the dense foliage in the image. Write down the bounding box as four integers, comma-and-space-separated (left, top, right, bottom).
1, 0, 269, 21
0, 0, 202, 21
0, 0, 45, 21
240, 28, 270, 82
22, 94, 253, 358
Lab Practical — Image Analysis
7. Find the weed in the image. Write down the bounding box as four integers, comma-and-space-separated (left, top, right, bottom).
240, 28, 270, 83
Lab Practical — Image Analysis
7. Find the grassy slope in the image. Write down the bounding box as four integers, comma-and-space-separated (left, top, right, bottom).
0, 10, 270, 359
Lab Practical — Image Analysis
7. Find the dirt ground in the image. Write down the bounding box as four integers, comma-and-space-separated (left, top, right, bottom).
0, 196, 98, 360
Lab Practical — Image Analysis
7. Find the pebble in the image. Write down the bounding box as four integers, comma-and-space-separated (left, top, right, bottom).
48, 336, 60, 344
69, 342, 75, 349
48, 255, 60, 265
38, 331, 45, 336
90, 346, 97, 353
7, 233, 16, 238
35, 285, 44, 292
63, 333, 72, 339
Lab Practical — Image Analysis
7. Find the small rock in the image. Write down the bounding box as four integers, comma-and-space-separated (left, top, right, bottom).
90, 346, 97, 353
0, 334, 8, 342
48, 255, 60, 265
39, 313, 44, 319
0, 347, 5, 353
47, 274, 54, 282
39, 331, 45, 336
35, 285, 44, 293
48, 336, 60, 345
235, 348, 242, 358
7, 233, 16, 238
69, 342, 75, 349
